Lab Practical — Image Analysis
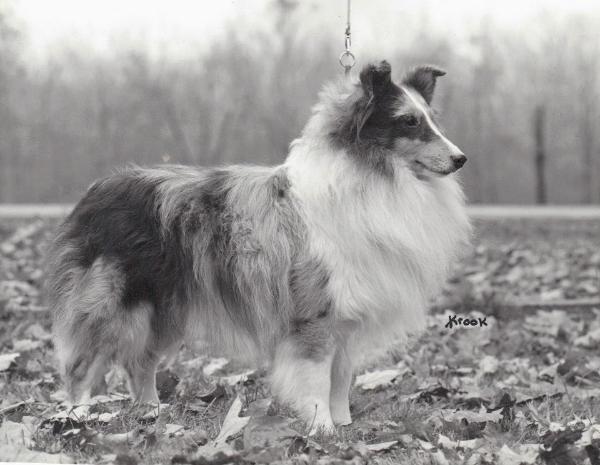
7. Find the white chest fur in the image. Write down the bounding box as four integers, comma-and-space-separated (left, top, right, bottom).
285, 142, 471, 357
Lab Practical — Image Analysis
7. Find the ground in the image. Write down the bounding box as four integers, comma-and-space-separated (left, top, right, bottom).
0, 216, 599, 464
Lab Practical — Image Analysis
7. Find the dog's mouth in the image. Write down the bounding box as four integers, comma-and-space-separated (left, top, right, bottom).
413, 161, 455, 177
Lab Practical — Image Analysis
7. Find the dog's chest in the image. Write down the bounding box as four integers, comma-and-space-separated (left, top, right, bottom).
295, 174, 470, 337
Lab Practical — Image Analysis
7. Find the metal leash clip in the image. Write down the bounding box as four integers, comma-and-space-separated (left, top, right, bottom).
339, 1, 355, 75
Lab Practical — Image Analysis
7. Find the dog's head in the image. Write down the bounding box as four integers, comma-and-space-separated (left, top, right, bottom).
329, 60, 466, 177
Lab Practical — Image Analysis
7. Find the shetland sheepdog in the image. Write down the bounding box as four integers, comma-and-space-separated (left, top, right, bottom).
47, 61, 471, 433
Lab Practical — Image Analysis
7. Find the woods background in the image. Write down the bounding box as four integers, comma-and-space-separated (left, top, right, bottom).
0, 0, 598, 204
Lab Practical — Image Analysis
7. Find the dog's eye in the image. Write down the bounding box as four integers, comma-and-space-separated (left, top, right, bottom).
400, 115, 421, 129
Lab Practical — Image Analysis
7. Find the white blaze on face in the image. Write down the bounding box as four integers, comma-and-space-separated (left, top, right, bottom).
400, 86, 463, 156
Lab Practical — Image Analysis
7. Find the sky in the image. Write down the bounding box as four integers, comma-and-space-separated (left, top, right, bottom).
11, 0, 600, 62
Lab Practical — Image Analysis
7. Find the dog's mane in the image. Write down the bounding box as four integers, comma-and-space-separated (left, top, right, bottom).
299, 77, 363, 143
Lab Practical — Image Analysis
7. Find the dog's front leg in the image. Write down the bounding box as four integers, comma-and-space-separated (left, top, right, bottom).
330, 342, 353, 425
271, 337, 335, 435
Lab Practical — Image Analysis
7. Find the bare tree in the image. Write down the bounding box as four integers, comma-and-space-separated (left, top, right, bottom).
534, 105, 547, 204
0, 5, 21, 201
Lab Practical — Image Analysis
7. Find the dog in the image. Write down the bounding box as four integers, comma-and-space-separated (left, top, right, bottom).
46, 60, 471, 434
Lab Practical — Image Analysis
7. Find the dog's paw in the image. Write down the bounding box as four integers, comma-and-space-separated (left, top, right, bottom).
333, 415, 352, 426
331, 404, 352, 426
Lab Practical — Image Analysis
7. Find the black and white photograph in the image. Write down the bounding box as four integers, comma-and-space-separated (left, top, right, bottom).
0, 0, 599, 463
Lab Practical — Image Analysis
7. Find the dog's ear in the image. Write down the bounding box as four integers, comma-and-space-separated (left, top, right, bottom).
402, 65, 446, 104
352, 61, 392, 140
359, 61, 392, 98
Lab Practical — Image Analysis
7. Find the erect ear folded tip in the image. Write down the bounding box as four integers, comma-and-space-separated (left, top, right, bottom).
431, 66, 446, 77
419, 65, 446, 77
360, 61, 391, 76
359, 60, 393, 92
377, 60, 392, 73
402, 64, 446, 104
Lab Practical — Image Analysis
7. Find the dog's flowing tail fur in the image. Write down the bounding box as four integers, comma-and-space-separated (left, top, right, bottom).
47, 247, 162, 403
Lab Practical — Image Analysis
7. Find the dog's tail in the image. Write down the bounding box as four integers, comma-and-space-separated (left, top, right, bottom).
46, 226, 157, 403
46, 227, 116, 401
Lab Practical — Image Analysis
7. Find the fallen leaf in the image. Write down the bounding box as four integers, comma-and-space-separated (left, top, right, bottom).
243, 415, 298, 448
479, 355, 499, 375
13, 339, 42, 351
497, 444, 538, 465
355, 368, 406, 390
87, 394, 129, 404
219, 369, 256, 386
437, 433, 479, 450
417, 439, 435, 450
97, 412, 120, 423
203, 357, 229, 377
538, 363, 559, 382
88, 427, 145, 447
574, 328, 600, 348
0, 353, 20, 371
165, 424, 185, 437
50, 405, 91, 426
365, 441, 398, 452
213, 396, 251, 448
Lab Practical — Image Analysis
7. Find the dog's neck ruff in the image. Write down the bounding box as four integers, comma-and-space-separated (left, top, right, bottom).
284, 138, 471, 360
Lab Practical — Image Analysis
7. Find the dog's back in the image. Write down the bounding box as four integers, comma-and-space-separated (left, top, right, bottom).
47, 165, 303, 402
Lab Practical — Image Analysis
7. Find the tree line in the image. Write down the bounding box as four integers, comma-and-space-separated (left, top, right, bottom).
0, 2, 598, 204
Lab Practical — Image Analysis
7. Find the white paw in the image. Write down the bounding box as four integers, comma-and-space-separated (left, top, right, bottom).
331, 404, 352, 426
333, 414, 352, 426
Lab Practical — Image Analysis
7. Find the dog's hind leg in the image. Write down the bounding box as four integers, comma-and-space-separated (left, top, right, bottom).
117, 303, 184, 404
52, 258, 124, 404
122, 352, 160, 404
121, 347, 160, 404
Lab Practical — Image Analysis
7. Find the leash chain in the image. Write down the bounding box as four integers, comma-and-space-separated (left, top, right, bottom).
339, 0, 355, 75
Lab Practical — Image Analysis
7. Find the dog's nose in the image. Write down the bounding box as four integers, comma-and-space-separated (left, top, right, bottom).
451, 154, 467, 170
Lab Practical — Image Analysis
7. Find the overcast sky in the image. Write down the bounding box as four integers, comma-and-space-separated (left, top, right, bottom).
12, 0, 600, 62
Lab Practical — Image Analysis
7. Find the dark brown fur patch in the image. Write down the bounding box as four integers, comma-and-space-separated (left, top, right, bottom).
289, 257, 333, 360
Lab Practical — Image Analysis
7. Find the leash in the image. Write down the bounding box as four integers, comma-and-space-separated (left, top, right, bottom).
338, 0, 355, 76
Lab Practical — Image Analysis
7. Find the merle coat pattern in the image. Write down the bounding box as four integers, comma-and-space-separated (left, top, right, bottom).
47, 61, 471, 433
